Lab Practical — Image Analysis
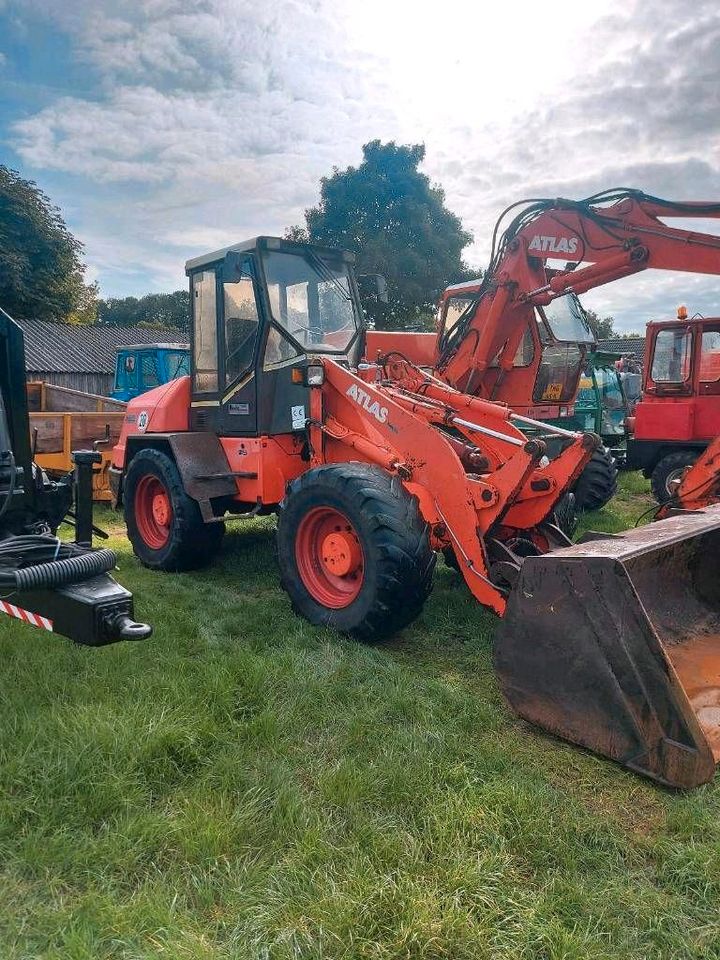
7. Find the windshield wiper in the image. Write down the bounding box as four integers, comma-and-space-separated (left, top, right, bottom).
305, 250, 353, 303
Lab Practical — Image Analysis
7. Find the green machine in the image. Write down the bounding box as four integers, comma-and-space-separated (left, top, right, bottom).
566, 352, 631, 459
549, 352, 634, 510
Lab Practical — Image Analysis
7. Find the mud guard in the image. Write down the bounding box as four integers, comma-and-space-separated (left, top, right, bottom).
494, 506, 720, 788
125, 432, 238, 521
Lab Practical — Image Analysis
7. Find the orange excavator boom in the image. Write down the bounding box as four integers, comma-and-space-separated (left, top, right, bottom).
436, 190, 720, 402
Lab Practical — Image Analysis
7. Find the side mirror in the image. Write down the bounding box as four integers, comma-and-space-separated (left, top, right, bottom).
357, 274, 388, 304
223, 250, 247, 283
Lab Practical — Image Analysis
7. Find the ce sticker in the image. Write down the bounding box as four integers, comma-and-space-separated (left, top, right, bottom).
137, 411, 149, 432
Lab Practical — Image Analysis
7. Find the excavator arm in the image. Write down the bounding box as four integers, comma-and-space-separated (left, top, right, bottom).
438, 189, 720, 396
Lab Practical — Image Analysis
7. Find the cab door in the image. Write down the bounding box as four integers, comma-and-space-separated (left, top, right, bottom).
189, 254, 263, 435
695, 324, 720, 439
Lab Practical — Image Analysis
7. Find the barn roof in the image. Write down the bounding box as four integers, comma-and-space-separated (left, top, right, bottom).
596, 337, 645, 360
16, 318, 188, 374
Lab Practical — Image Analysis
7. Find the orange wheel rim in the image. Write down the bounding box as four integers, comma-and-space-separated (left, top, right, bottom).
295, 506, 364, 608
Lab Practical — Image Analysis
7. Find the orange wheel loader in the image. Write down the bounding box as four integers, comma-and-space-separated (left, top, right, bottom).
111, 231, 720, 789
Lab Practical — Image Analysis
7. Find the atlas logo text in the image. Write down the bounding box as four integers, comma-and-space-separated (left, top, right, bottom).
346, 383, 388, 423
528, 235, 579, 255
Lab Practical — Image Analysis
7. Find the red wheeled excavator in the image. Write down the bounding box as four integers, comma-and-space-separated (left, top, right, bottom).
367, 189, 720, 510
112, 197, 720, 789
627, 309, 720, 502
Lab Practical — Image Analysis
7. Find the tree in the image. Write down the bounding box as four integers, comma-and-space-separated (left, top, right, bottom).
287, 141, 473, 329
585, 308, 616, 340
0, 165, 95, 322
98, 290, 190, 330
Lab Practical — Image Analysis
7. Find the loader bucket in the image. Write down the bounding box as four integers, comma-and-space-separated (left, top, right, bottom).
494, 505, 720, 788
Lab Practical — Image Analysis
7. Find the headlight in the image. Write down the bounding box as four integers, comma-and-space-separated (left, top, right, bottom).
305, 364, 325, 386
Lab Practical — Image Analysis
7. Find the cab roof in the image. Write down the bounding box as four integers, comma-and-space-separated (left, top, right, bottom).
185, 236, 355, 275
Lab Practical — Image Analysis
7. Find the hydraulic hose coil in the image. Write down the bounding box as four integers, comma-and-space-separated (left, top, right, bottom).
14, 548, 117, 591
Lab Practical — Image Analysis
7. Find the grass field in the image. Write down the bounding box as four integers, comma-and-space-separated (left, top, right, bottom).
1, 472, 720, 959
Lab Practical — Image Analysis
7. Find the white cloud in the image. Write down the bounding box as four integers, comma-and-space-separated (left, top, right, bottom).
8, 0, 720, 330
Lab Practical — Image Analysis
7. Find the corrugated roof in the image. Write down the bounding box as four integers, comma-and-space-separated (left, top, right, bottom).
16, 318, 189, 374
597, 337, 645, 360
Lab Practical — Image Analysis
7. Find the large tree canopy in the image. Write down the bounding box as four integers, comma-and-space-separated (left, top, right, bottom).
0, 165, 95, 322
288, 141, 473, 329
98, 291, 189, 330
585, 308, 616, 340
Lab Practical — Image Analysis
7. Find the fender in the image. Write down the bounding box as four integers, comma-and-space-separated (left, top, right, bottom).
116, 432, 237, 520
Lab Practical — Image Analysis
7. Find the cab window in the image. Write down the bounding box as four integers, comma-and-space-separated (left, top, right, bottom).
533, 343, 585, 403
192, 270, 218, 393
262, 250, 359, 353
442, 295, 477, 335
651, 328, 692, 382
596, 366, 624, 410
700, 330, 720, 382
166, 351, 190, 379
116, 353, 137, 391
538, 295, 594, 344
223, 261, 260, 385
263, 325, 301, 370
140, 353, 160, 389
489, 326, 535, 368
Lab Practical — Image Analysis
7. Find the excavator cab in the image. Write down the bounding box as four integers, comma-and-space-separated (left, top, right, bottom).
437, 284, 594, 417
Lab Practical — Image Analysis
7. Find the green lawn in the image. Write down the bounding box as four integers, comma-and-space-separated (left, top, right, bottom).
1, 473, 719, 959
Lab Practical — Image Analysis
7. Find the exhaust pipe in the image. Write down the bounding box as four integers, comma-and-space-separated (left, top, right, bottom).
494, 504, 720, 788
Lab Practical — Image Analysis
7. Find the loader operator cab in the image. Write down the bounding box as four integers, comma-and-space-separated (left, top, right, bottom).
185, 237, 365, 436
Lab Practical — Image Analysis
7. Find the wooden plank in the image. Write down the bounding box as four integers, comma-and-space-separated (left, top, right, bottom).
26, 382, 43, 412
29, 414, 66, 454
70, 413, 125, 449
29, 381, 126, 413
29, 411, 125, 454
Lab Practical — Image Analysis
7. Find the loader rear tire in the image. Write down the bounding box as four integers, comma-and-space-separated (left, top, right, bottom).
651, 450, 698, 503
572, 446, 618, 511
124, 448, 224, 571
277, 464, 435, 641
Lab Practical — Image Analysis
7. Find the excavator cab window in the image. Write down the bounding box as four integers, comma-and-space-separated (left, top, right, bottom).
539, 294, 594, 344
700, 330, 720, 382
699, 327, 720, 396
223, 261, 260, 385
650, 327, 692, 384
489, 326, 535, 368
532, 342, 585, 403
441, 294, 477, 336
529, 294, 592, 403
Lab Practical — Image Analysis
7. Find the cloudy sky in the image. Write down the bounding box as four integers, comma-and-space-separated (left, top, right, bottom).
1, 0, 720, 331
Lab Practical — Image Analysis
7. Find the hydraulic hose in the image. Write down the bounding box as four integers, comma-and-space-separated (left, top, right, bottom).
12, 548, 117, 591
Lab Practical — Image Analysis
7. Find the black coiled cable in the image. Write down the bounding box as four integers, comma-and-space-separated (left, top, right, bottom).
0, 534, 117, 593
13, 548, 117, 591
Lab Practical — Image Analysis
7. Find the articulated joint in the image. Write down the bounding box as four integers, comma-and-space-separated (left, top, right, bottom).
628, 243, 649, 262
581, 432, 602, 452
523, 438, 547, 458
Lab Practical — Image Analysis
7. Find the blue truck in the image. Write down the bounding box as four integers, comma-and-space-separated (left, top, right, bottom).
111, 343, 190, 402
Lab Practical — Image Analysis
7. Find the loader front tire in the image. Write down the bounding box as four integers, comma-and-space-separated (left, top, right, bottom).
552, 492, 578, 540
572, 446, 618, 511
125, 448, 224, 571
277, 464, 435, 641
651, 450, 698, 503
